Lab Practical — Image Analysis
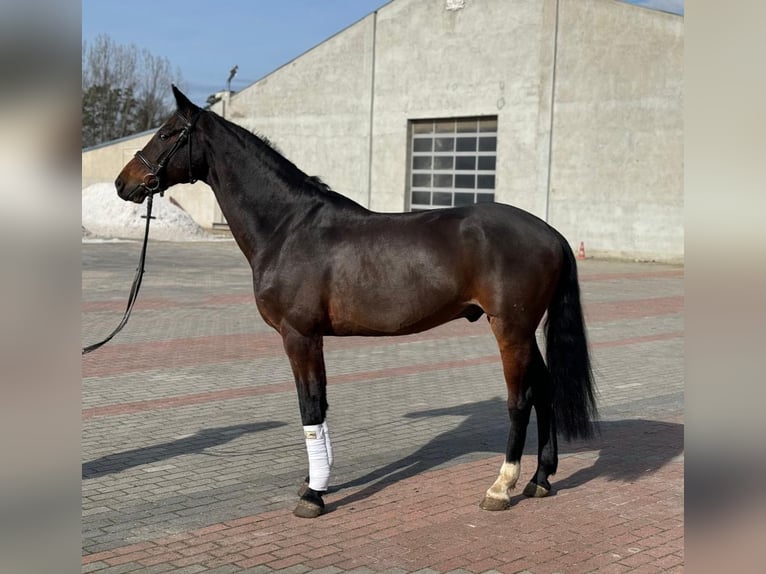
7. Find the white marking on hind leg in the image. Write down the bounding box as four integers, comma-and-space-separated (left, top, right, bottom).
485, 461, 520, 502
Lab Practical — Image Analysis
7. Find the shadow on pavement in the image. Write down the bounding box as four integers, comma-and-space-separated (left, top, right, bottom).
82, 421, 287, 479
328, 397, 682, 512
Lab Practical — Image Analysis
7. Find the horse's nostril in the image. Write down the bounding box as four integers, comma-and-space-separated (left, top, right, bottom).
115, 177, 125, 195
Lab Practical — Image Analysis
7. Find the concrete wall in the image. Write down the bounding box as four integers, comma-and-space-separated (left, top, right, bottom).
369, 0, 551, 214
82, 0, 683, 261
221, 14, 376, 207
82, 132, 153, 189
548, 0, 683, 260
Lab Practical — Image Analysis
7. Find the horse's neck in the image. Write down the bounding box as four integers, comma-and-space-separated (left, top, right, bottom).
200, 120, 315, 260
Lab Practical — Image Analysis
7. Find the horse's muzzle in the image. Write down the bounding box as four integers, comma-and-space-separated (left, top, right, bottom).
115, 176, 147, 203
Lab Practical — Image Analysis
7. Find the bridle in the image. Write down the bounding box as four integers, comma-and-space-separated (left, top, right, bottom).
82, 110, 200, 355
134, 110, 201, 195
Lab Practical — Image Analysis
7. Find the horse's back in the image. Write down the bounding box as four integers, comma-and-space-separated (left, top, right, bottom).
433, 203, 565, 275
319, 202, 564, 335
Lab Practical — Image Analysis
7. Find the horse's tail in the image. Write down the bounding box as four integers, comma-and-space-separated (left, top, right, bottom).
544, 236, 598, 441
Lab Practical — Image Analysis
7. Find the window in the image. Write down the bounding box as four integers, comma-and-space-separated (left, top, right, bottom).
408, 117, 497, 211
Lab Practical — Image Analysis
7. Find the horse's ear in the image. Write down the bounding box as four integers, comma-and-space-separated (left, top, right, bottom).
171, 84, 197, 112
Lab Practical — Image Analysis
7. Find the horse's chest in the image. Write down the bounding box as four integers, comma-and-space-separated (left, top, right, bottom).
253, 269, 326, 332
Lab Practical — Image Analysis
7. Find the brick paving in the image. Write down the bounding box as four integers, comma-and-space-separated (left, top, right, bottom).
82, 240, 684, 573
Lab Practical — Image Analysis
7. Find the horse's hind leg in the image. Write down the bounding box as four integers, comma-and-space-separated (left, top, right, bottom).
480, 318, 534, 511
281, 325, 332, 518
522, 344, 558, 498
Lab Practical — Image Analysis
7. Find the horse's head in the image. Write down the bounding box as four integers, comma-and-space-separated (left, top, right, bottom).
115, 85, 202, 203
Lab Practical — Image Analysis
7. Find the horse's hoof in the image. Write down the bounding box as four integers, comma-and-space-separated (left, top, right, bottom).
297, 481, 309, 497
479, 495, 510, 511
522, 481, 550, 498
293, 486, 325, 519
293, 498, 324, 518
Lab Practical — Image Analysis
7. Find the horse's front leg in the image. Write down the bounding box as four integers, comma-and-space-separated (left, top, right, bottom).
281, 326, 332, 518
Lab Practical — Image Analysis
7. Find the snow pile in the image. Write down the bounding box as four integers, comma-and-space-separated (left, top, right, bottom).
82, 183, 212, 241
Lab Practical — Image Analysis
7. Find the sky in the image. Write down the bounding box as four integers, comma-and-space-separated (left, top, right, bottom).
82, 0, 683, 106
619, 0, 684, 16
82, 0, 389, 104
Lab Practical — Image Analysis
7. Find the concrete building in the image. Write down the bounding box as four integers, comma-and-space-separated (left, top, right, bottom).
82, 0, 683, 261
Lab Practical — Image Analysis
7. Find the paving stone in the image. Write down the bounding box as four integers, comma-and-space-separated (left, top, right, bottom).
82, 242, 684, 573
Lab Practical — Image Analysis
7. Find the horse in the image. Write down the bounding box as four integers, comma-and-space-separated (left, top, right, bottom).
115, 85, 598, 519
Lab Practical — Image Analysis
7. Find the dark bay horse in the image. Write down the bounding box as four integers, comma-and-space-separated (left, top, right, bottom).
115, 86, 597, 518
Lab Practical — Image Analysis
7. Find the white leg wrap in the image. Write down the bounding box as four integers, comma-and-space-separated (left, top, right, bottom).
322, 420, 333, 468
304, 422, 332, 492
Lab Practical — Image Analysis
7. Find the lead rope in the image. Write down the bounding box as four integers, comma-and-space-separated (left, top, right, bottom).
82, 194, 155, 355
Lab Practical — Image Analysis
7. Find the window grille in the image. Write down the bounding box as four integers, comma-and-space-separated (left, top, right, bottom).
408, 117, 497, 211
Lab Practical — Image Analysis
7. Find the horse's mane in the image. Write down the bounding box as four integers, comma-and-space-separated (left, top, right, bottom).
255, 135, 332, 194
304, 175, 333, 193
208, 110, 341, 200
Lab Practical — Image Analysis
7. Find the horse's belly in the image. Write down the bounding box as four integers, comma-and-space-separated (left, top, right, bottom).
325, 238, 470, 336
326, 297, 469, 337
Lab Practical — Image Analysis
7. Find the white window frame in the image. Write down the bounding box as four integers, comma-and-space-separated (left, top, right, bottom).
407, 116, 497, 211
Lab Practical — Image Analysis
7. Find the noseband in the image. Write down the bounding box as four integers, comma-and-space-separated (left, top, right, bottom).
134, 111, 200, 195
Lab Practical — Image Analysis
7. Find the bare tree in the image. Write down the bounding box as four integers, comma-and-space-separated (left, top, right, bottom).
82, 34, 183, 148
133, 47, 183, 132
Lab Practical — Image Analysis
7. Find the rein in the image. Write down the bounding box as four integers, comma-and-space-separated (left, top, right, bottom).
82, 195, 155, 355
82, 110, 200, 355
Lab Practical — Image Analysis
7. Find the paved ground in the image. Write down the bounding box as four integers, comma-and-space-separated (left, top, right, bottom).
82, 239, 684, 573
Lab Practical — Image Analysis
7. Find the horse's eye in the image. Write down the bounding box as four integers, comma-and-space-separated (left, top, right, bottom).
159, 133, 169, 141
